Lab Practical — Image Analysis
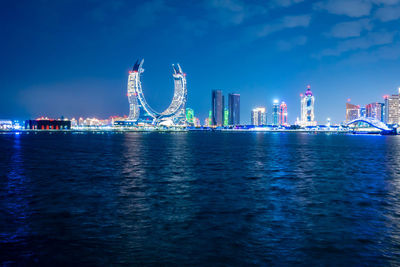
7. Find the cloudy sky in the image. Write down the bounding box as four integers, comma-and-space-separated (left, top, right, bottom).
1, 0, 399, 123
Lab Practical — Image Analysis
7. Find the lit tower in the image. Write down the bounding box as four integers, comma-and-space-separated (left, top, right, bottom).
384, 95, 389, 124
211, 90, 224, 126
300, 85, 316, 126
272, 100, 279, 126
186, 108, 194, 125
126, 59, 187, 126
228, 93, 240, 126
251, 107, 266, 126
224, 108, 229, 126
279, 101, 288, 126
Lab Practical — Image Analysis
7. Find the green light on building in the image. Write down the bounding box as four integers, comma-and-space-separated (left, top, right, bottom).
186, 108, 194, 124
208, 110, 212, 126
224, 108, 229, 126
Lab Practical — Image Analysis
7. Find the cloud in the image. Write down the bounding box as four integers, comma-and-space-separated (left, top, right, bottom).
269, 0, 305, 7
371, 0, 400, 5
314, 0, 373, 17
130, 0, 172, 29
204, 0, 267, 26
342, 42, 400, 63
375, 5, 400, 21
318, 31, 397, 56
90, 1, 125, 21
276, 35, 308, 50
327, 19, 373, 38
255, 14, 311, 37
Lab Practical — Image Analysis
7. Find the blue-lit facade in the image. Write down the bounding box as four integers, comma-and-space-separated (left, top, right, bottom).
228, 93, 240, 126
212, 90, 224, 126
272, 101, 279, 126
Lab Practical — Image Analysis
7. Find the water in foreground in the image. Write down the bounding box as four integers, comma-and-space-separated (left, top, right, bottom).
1, 132, 400, 265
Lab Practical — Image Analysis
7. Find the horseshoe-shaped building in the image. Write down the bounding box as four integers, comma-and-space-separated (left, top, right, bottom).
127, 59, 187, 126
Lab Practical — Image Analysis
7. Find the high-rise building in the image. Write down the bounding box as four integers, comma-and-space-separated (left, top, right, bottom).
228, 93, 240, 126
360, 107, 366, 117
387, 88, 400, 125
300, 85, 317, 126
272, 100, 279, 126
224, 108, 229, 126
211, 90, 224, 126
365, 102, 384, 122
384, 95, 389, 123
346, 103, 360, 122
279, 101, 288, 126
194, 118, 201, 127
186, 108, 195, 125
205, 118, 210, 126
251, 107, 267, 126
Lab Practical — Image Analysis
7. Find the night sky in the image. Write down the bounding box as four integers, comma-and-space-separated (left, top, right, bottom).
1, 0, 399, 124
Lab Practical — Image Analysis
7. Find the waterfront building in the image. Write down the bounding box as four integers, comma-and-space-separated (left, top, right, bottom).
366, 102, 384, 122
251, 107, 267, 126
346, 103, 360, 122
127, 59, 187, 126
272, 100, 279, 126
300, 85, 317, 126
194, 117, 201, 127
186, 108, 195, 125
71, 118, 78, 128
212, 90, 224, 126
224, 108, 229, 126
25, 119, 71, 130
279, 101, 288, 126
0, 120, 12, 130
384, 95, 389, 123
360, 107, 366, 118
204, 118, 210, 126
78, 117, 111, 127
228, 93, 240, 125
387, 88, 400, 125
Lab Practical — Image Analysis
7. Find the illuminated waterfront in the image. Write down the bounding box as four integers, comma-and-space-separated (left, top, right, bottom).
2, 132, 400, 265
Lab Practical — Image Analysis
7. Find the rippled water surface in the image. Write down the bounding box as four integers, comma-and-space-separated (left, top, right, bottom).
1, 132, 400, 265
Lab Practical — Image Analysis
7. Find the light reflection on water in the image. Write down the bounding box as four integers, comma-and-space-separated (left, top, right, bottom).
2, 133, 31, 242
1, 132, 400, 265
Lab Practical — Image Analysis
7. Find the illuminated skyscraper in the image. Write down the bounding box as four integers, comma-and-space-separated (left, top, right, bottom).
211, 90, 224, 126
224, 108, 229, 126
272, 100, 279, 126
228, 93, 240, 126
279, 101, 288, 126
360, 107, 366, 117
384, 95, 389, 123
127, 59, 187, 125
387, 88, 400, 125
186, 108, 195, 125
194, 118, 201, 127
300, 85, 316, 126
251, 107, 266, 126
366, 102, 384, 122
346, 103, 360, 122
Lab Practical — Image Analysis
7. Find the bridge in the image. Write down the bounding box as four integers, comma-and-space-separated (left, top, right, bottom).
346, 117, 391, 131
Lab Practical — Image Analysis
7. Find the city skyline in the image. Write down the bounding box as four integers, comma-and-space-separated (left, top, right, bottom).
1, 0, 400, 124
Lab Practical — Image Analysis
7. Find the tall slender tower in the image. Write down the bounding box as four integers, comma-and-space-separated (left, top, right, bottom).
251, 107, 266, 126
228, 93, 240, 126
211, 90, 224, 126
279, 101, 288, 126
272, 100, 279, 126
300, 85, 316, 126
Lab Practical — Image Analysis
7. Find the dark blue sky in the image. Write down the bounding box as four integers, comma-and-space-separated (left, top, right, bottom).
1, 0, 399, 124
